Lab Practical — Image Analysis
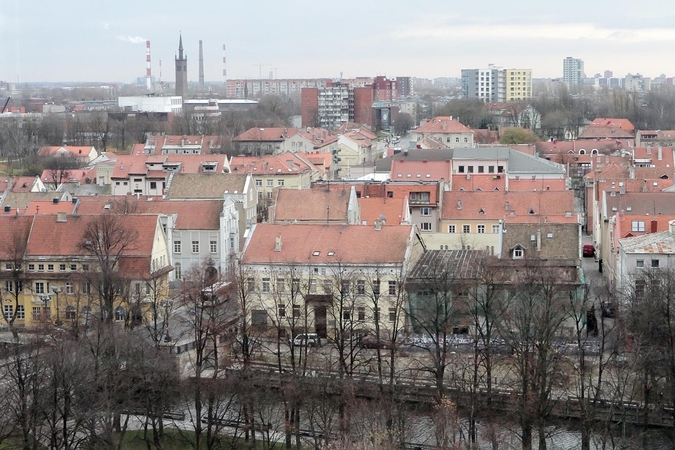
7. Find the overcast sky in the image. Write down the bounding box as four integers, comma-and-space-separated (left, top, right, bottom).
3, 1, 675, 84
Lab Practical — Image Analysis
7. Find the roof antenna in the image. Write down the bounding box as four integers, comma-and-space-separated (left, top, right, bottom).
326, 205, 330, 225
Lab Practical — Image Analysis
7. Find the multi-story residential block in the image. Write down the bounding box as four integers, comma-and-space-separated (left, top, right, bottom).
563, 57, 584, 86
118, 96, 183, 114
226, 78, 330, 99
239, 223, 425, 337
504, 69, 532, 101
133, 135, 225, 155
0, 213, 171, 328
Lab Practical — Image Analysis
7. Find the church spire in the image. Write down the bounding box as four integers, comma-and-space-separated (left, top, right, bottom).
178, 33, 184, 59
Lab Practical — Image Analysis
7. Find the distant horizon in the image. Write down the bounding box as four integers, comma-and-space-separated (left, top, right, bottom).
3, 1, 675, 84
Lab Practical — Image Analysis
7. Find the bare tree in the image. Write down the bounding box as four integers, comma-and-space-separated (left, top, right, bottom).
79, 215, 139, 324
43, 154, 82, 190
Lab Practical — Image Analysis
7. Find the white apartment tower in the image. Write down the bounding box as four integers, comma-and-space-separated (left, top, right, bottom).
563, 57, 584, 85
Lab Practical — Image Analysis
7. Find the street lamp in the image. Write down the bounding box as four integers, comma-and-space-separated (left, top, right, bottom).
38, 293, 51, 324
51, 286, 62, 326
160, 299, 174, 342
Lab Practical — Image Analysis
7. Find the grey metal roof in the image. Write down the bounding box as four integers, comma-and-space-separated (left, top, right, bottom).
408, 250, 486, 279
451, 147, 565, 175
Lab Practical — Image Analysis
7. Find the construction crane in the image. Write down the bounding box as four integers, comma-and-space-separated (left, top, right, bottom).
1, 97, 10, 114
270, 68, 286, 79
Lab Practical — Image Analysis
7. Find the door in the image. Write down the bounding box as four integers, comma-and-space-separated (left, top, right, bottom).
314, 305, 327, 338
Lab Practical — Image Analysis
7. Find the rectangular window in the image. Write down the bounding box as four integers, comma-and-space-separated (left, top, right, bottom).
59, 264, 66, 271
389, 281, 397, 295
467, 166, 474, 173
210, 240, 217, 253
309, 279, 317, 294
267, 179, 273, 187
477, 225, 485, 234
343, 309, 351, 321
292, 278, 300, 292
5, 281, 12, 292
492, 224, 500, 234
192, 241, 199, 253
276, 278, 285, 293
65, 282, 74, 294
458, 166, 465, 173
247, 278, 255, 292
150, 181, 157, 189
255, 179, 262, 187
448, 225, 456, 233
47, 264, 54, 272
388, 308, 397, 322
357, 307, 366, 322
478, 166, 484, 173
293, 304, 301, 318
277, 180, 284, 186
498, 166, 504, 173
262, 278, 270, 293
16, 306, 24, 319
652, 259, 660, 268
70, 264, 77, 271
357, 280, 366, 295
4, 305, 12, 320
35, 282, 44, 294
463, 225, 470, 233
373, 281, 380, 296
32, 307, 41, 321
420, 207, 431, 216
174, 241, 182, 253
421, 223, 432, 231
488, 166, 495, 173
636, 260, 644, 268
278, 304, 286, 318
374, 307, 381, 322
28, 264, 35, 272
82, 264, 89, 271
82, 282, 90, 294
38, 264, 44, 272
631, 221, 645, 232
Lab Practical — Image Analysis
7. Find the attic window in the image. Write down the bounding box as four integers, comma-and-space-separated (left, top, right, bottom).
479, 208, 485, 215
312, 251, 320, 256
327, 251, 335, 256
528, 209, 535, 215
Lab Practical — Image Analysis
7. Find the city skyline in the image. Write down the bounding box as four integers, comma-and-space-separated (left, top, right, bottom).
3, 0, 675, 84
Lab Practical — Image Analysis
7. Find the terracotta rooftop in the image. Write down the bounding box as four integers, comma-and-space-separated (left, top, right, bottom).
589, 118, 635, 132
358, 197, 407, 225
241, 223, 413, 265
272, 189, 349, 223
230, 152, 312, 175
76, 197, 222, 230
37, 146, 95, 158
0, 216, 33, 260
414, 116, 473, 134
442, 190, 575, 220
233, 127, 300, 142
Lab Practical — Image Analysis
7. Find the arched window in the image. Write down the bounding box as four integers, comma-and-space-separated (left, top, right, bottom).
579, 149, 586, 155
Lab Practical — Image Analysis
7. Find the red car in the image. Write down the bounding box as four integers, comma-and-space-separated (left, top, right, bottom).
583, 244, 595, 257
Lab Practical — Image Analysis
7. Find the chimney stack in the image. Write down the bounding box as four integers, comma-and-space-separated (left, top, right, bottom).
198, 40, 204, 90
274, 233, 282, 252
658, 146, 663, 161
146, 40, 152, 91
56, 212, 67, 223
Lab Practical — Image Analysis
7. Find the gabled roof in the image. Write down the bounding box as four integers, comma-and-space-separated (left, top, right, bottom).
26, 200, 77, 215
241, 224, 413, 265
578, 126, 634, 140
165, 173, 248, 199
233, 127, 300, 142
294, 128, 338, 148
272, 189, 349, 223
37, 146, 96, 158
76, 197, 222, 230
358, 197, 407, 225
633, 146, 675, 169
604, 192, 675, 216
11, 176, 40, 193
230, 152, 312, 175
620, 229, 675, 254
414, 116, 473, 134
25, 214, 159, 258
442, 190, 575, 220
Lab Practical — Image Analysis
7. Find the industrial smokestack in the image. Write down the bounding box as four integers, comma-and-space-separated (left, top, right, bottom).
146, 40, 152, 91
198, 40, 204, 90
223, 44, 227, 78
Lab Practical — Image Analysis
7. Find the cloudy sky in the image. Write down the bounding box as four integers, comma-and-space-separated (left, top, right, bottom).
3, 0, 675, 84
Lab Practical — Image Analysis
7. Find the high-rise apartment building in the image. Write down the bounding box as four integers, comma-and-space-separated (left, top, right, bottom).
563, 57, 584, 85
505, 69, 532, 101
462, 65, 532, 102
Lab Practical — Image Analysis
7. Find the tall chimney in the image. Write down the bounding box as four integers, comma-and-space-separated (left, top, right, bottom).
274, 233, 282, 251
146, 40, 152, 91
198, 40, 205, 90
658, 146, 663, 161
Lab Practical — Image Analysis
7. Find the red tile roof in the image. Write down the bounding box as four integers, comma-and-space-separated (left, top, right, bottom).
11, 177, 39, 193
272, 189, 349, 223
414, 116, 473, 134
590, 118, 634, 131
442, 190, 575, 221
76, 197, 222, 230
25, 214, 159, 258
233, 127, 300, 142
230, 152, 312, 175
358, 197, 407, 225
0, 216, 33, 260
26, 201, 77, 215
37, 146, 96, 158
241, 224, 413, 265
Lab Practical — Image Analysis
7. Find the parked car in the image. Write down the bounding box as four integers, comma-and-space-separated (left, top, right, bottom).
583, 244, 595, 257
359, 334, 391, 349
292, 333, 320, 347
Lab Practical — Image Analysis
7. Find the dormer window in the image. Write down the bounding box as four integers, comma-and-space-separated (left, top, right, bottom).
327, 251, 335, 256
528, 209, 535, 215
513, 248, 524, 259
